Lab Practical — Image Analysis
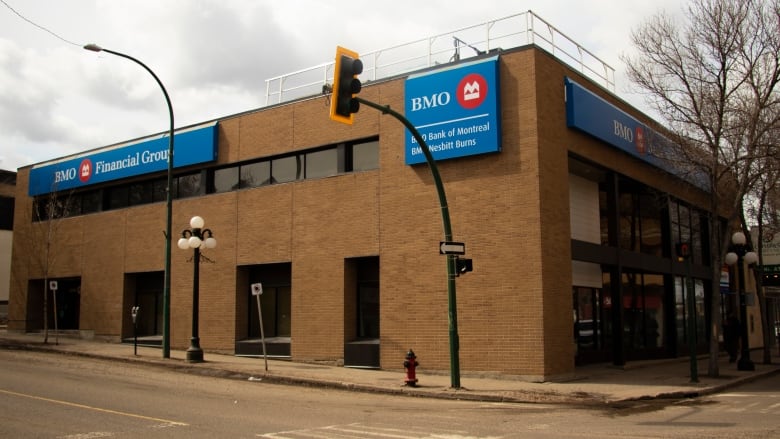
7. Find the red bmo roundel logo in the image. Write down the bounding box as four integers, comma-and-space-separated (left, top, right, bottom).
79, 159, 93, 183
457, 73, 488, 109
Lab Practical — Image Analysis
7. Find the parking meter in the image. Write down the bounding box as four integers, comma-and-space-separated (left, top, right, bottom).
131, 306, 140, 355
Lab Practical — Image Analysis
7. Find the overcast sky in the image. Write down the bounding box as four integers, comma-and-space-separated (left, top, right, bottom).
0, 0, 687, 171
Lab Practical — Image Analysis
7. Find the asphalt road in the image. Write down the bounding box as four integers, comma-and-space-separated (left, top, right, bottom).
1, 348, 779, 438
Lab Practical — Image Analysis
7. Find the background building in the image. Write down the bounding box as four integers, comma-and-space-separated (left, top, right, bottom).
0, 169, 15, 324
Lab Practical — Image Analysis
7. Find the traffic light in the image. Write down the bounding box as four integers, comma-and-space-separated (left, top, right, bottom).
456, 257, 473, 276
675, 242, 690, 261
330, 46, 363, 124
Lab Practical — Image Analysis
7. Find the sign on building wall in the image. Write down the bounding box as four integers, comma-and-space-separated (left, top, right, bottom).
564, 78, 709, 192
28, 122, 219, 196
404, 57, 501, 165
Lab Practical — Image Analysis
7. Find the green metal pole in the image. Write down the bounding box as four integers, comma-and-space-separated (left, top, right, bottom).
85, 45, 174, 358
356, 97, 461, 388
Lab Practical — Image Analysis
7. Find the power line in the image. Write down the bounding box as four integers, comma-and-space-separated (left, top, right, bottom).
1, 0, 80, 47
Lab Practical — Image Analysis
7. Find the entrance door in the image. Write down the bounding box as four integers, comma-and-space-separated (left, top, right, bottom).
236, 263, 292, 357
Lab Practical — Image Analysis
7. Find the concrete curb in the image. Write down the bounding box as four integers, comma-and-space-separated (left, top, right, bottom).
3, 336, 779, 407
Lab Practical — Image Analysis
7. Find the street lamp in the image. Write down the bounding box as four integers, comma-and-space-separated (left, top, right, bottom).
83, 43, 175, 359
177, 216, 217, 363
725, 231, 759, 371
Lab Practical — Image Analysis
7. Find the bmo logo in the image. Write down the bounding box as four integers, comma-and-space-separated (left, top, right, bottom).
409, 73, 489, 112
79, 158, 93, 183
457, 73, 487, 109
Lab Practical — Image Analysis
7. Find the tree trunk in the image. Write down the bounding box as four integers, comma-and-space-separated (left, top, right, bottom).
708, 264, 722, 377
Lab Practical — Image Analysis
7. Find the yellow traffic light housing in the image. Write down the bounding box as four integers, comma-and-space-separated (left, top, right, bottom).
330, 46, 363, 124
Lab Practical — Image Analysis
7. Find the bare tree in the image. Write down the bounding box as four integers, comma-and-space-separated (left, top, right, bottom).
746, 125, 780, 364
622, 0, 780, 377
30, 189, 75, 344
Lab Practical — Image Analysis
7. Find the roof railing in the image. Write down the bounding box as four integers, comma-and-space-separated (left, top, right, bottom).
264, 10, 615, 106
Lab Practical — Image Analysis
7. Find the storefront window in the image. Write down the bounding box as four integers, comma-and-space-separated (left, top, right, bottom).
622, 272, 665, 352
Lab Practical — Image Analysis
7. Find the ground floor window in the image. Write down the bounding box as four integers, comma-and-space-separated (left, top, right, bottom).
675, 276, 706, 352
621, 272, 665, 352
249, 285, 291, 338
26, 278, 81, 331
573, 286, 604, 353
243, 263, 292, 340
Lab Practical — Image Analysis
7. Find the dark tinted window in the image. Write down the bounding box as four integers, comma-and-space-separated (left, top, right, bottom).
305, 149, 340, 179
352, 140, 379, 171
214, 167, 239, 193
176, 173, 202, 198
240, 161, 270, 188
272, 156, 302, 184
0, 196, 14, 229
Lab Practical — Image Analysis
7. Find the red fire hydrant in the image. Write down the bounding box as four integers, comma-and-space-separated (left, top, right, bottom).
403, 349, 418, 387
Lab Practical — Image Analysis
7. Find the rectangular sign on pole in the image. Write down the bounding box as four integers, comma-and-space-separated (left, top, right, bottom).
251, 283, 264, 296
439, 241, 466, 255
251, 283, 268, 371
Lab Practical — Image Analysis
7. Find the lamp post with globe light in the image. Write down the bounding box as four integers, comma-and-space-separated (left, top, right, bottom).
725, 231, 759, 371
177, 216, 216, 363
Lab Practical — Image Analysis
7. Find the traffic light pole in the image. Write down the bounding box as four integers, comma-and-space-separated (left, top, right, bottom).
356, 97, 461, 389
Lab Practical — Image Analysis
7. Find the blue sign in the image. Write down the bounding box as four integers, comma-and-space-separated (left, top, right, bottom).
564, 78, 709, 192
404, 57, 501, 165
28, 123, 218, 196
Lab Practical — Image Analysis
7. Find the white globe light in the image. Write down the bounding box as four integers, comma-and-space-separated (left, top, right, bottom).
731, 231, 746, 246
177, 238, 189, 250
725, 252, 738, 265
188, 236, 202, 248
204, 237, 217, 249
744, 251, 758, 265
190, 216, 205, 229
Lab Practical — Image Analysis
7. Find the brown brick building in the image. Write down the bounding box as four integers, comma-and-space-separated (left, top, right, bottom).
11, 25, 747, 380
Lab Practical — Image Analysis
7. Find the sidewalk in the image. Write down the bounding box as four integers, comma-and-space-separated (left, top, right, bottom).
2, 330, 779, 405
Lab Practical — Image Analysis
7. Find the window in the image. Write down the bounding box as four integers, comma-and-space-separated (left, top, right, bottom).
176, 173, 202, 198
0, 197, 13, 230
129, 181, 154, 206
639, 193, 663, 257
240, 161, 270, 188
670, 200, 707, 264
80, 190, 101, 214
305, 149, 340, 179
351, 140, 379, 171
271, 156, 302, 184
152, 179, 167, 202
617, 178, 665, 256
106, 186, 129, 210
213, 167, 239, 193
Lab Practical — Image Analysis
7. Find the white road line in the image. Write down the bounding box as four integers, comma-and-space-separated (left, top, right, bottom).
0, 388, 188, 427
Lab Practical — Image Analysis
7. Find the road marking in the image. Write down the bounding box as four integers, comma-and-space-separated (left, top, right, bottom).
257, 422, 498, 438
0, 388, 188, 426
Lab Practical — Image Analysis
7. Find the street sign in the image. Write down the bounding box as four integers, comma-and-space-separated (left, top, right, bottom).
439, 241, 466, 255
251, 283, 263, 296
